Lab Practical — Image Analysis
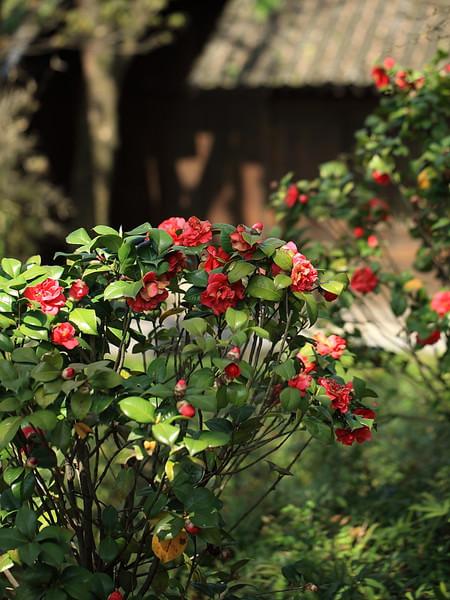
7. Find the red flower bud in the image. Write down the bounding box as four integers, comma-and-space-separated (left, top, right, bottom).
321, 290, 338, 302
299, 194, 309, 205
62, 367, 76, 380
185, 521, 201, 535
224, 363, 241, 379
174, 378, 187, 400
26, 457, 38, 468
353, 227, 365, 239
372, 170, 391, 186
107, 592, 123, 600
252, 222, 264, 233
226, 346, 241, 361
178, 402, 196, 418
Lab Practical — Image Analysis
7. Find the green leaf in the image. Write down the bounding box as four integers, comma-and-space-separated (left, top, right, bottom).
93, 225, 119, 236
247, 275, 283, 301
274, 274, 292, 289
119, 397, 155, 423
182, 318, 207, 337
294, 292, 318, 325
225, 307, 249, 331
152, 422, 180, 446
28, 410, 57, 431
320, 280, 345, 295
0, 416, 22, 449
4, 467, 24, 486
280, 387, 308, 412
103, 280, 142, 301
228, 261, 256, 283
184, 431, 230, 456
0, 553, 14, 573
0, 332, 13, 352
273, 359, 296, 380
274, 249, 293, 271
258, 238, 285, 257
186, 393, 217, 412
71, 392, 92, 420
15, 506, 37, 539
12, 348, 38, 364
69, 308, 98, 335
0, 528, 27, 550
247, 326, 271, 340
87, 367, 122, 389
1, 258, 21, 278
66, 228, 92, 246
31, 355, 63, 382
98, 537, 119, 562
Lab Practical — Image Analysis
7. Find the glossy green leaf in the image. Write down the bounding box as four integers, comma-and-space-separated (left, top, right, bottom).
69, 308, 98, 335
119, 397, 155, 423
152, 422, 180, 446
247, 275, 283, 301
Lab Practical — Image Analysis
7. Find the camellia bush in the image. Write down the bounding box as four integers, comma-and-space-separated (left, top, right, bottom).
270, 52, 450, 411
0, 218, 376, 599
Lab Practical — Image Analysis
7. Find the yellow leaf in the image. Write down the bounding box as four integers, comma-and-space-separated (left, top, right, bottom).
417, 169, 431, 190
74, 422, 92, 439
403, 278, 423, 292
151, 531, 188, 563
144, 440, 157, 456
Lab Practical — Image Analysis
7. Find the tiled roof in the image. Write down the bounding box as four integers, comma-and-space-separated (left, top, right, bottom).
189, 0, 450, 89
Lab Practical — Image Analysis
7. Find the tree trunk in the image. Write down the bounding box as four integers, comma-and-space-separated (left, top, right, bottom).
80, 40, 119, 225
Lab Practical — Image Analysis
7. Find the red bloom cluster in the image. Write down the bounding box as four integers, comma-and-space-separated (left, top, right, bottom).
24, 278, 66, 315
288, 372, 312, 396
290, 252, 318, 293
319, 377, 353, 413
51, 322, 78, 350
431, 291, 450, 317
371, 66, 390, 89
158, 216, 212, 246
200, 273, 245, 315
350, 267, 378, 294
335, 426, 371, 446
69, 279, 89, 300
127, 272, 169, 312
314, 333, 346, 359
201, 245, 230, 272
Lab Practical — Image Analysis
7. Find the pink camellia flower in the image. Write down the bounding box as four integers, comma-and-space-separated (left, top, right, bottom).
69, 279, 89, 300
252, 222, 264, 233
353, 226, 365, 239
230, 225, 256, 253
200, 273, 245, 315
383, 56, 396, 69
318, 377, 353, 413
51, 322, 79, 350
372, 170, 391, 186
179, 216, 212, 247
371, 66, 390, 89
350, 267, 379, 294
282, 241, 298, 255
416, 330, 441, 346
430, 291, 450, 317
158, 217, 186, 244
127, 272, 169, 312
296, 353, 316, 373
288, 372, 312, 396
24, 278, 66, 315
201, 246, 230, 272
284, 184, 298, 207
367, 235, 379, 248
290, 253, 318, 293
314, 333, 347, 359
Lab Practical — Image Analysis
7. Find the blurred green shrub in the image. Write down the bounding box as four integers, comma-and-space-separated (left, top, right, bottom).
0, 87, 70, 259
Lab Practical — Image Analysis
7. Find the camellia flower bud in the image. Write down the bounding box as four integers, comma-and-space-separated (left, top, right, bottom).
62, 367, 76, 380
321, 289, 338, 302
26, 457, 38, 468
226, 346, 241, 361
185, 520, 201, 535
177, 402, 196, 418
107, 592, 123, 600
174, 378, 187, 400
224, 363, 241, 380
251, 222, 264, 233
299, 194, 309, 205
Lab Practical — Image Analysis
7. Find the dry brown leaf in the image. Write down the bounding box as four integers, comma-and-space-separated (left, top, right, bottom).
74, 422, 92, 439
151, 531, 188, 563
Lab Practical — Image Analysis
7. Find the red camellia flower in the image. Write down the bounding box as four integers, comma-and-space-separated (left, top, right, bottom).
200, 273, 245, 315
127, 272, 169, 312
354, 426, 372, 443
383, 56, 396, 69
51, 322, 79, 350
372, 170, 391, 186
431, 291, 450, 317
318, 377, 353, 413
24, 278, 66, 315
284, 184, 298, 207
225, 363, 241, 379
371, 66, 390, 89
395, 70, 410, 89
353, 407, 376, 420
69, 279, 89, 300
252, 222, 264, 233
416, 330, 441, 346
350, 267, 379, 294
335, 428, 355, 446
314, 333, 346, 359
288, 372, 312, 396
22, 425, 44, 440
367, 235, 378, 248
290, 253, 318, 292
166, 251, 187, 279
158, 217, 186, 244
201, 245, 230, 272
230, 225, 256, 253
353, 226, 365, 238
179, 216, 212, 247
